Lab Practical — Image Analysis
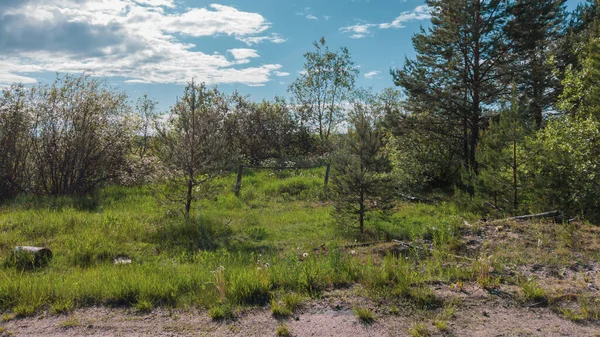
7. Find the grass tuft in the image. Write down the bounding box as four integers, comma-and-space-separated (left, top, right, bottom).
353, 306, 376, 325
208, 303, 235, 321
408, 323, 431, 337
275, 323, 292, 336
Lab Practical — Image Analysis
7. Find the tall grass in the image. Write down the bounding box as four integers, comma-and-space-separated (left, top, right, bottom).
0, 169, 473, 315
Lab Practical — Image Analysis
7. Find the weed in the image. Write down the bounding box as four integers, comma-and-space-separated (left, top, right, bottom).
389, 305, 400, 315
476, 256, 500, 289
13, 303, 39, 317
282, 293, 304, 312
432, 320, 448, 331
353, 307, 376, 325
208, 303, 235, 321
227, 268, 270, 306
136, 299, 153, 313
59, 317, 81, 329
50, 299, 74, 315
0, 314, 16, 322
271, 299, 292, 318
520, 278, 547, 305
406, 287, 442, 310
276, 323, 291, 336
408, 323, 431, 337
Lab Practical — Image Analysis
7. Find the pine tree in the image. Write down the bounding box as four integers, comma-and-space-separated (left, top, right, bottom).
506, 0, 567, 129
476, 85, 530, 212
156, 81, 228, 216
392, 0, 512, 178
331, 101, 393, 234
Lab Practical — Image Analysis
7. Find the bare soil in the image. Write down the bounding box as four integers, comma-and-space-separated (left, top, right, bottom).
2, 290, 599, 337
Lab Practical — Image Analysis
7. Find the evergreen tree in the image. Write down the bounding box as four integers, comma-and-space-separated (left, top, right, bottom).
506, 0, 567, 129
476, 85, 530, 212
156, 81, 228, 216
393, 0, 512, 179
331, 100, 393, 234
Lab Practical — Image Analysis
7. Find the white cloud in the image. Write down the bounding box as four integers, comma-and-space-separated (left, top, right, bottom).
306, 14, 318, 20
379, 5, 431, 29
364, 71, 380, 79
228, 48, 260, 64
339, 5, 432, 38
0, 0, 286, 86
133, 0, 174, 7
274, 71, 290, 77
323, 15, 331, 20
162, 4, 270, 37
339, 23, 377, 39
237, 33, 287, 46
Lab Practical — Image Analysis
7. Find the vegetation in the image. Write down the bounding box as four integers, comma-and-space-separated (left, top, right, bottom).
0, 1, 599, 334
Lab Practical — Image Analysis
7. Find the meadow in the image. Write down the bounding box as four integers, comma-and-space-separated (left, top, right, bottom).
1, 168, 599, 336
0, 168, 473, 314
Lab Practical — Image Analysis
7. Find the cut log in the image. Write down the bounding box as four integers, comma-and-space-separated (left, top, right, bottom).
11, 246, 53, 268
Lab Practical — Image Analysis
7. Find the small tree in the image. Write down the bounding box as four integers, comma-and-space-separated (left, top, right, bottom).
156, 81, 227, 216
331, 100, 393, 234
289, 37, 358, 148
476, 85, 531, 213
134, 94, 158, 158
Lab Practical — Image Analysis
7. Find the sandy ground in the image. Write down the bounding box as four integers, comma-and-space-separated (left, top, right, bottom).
2, 291, 599, 337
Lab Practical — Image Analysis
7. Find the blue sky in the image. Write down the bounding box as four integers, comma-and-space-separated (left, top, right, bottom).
0, 0, 584, 112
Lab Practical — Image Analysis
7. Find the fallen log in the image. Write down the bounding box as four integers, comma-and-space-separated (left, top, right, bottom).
490, 210, 562, 223
11, 246, 53, 268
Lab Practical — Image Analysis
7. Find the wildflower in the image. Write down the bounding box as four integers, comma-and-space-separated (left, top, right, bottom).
257, 267, 262, 271
302, 253, 308, 258
351, 250, 356, 255
264, 263, 270, 268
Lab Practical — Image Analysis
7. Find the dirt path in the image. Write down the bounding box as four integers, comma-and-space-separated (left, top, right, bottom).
2, 296, 599, 337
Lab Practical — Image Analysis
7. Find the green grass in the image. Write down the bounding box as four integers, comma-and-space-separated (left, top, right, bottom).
353, 306, 376, 325
208, 303, 235, 321
0, 169, 476, 316
59, 317, 81, 329
275, 323, 291, 336
270, 299, 293, 318
520, 278, 547, 304
408, 323, 431, 337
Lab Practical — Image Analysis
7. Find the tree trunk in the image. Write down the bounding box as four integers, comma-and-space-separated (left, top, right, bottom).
513, 138, 518, 212
185, 175, 193, 217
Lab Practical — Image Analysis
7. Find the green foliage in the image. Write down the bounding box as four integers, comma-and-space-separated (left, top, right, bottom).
289, 37, 359, 146
408, 323, 431, 337
275, 323, 292, 336
208, 303, 235, 320
520, 278, 547, 304
352, 306, 376, 325
506, 0, 567, 128
155, 80, 228, 216
270, 299, 292, 318
522, 114, 600, 220
393, 0, 512, 175
558, 34, 600, 118
331, 101, 393, 234
50, 299, 74, 315
135, 299, 153, 313
474, 86, 532, 213
228, 96, 305, 164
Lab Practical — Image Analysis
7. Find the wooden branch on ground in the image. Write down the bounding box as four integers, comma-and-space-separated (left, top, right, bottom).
490, 210, 562, 223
